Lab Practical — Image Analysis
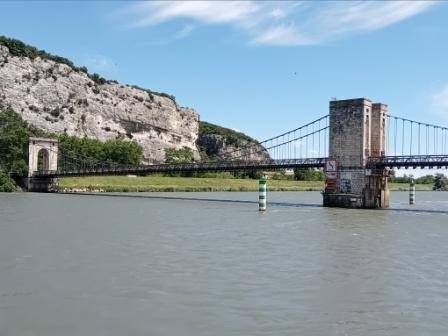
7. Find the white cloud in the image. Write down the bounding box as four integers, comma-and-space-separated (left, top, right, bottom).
116, 0, 437, 46
251, 23, 316, 46
303, 1, 437, 43
430, 84, 448, 119
129, 1, 259, 28
269, 8, 287, 20
84, 54, 117, 74
175, 24, 194, 39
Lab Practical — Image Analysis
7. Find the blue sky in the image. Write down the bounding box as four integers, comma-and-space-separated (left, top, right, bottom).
1, 1, 447, 144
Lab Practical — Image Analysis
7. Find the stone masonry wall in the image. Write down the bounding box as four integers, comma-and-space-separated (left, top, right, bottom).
329, 98, 372, 168
371, 103, 388, 157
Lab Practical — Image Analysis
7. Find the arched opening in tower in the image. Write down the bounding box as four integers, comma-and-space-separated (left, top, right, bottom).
37, 149, 50, 171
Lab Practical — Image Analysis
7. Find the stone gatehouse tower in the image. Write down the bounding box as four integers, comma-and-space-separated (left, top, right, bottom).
25, 137, 58, 191
322, 98, 389, 208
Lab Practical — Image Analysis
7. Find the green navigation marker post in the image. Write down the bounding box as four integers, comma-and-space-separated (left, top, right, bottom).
409, 179, 415, 205
259, 176, 267, 211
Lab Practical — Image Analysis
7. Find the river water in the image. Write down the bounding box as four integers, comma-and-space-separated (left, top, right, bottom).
1, 191, 447, 336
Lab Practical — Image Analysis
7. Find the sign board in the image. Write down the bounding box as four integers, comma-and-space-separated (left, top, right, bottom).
325, 160, 337, 172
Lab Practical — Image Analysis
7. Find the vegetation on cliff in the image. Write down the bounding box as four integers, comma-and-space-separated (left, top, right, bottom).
199, 121, 258, 146
0, 35, 176, 101
198, 121, 265, 162
0, 35, 86, 73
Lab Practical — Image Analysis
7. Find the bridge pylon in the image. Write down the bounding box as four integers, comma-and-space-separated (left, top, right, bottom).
322, 98, 390, 208
25, 137, 58, 192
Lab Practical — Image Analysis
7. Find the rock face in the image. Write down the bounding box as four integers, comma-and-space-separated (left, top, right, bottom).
198, 133, 270, 162
0, 45, 199, 164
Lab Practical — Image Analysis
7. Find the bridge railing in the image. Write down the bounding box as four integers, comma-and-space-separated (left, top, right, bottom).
32, 158, 328, 178
368, 155, 448, 169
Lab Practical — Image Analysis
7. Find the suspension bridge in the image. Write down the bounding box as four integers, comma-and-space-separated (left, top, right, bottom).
25, 98, 448, 208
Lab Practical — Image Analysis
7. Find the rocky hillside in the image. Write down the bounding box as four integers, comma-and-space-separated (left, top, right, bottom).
198, 121, 270, 161
0, 36, 269, 164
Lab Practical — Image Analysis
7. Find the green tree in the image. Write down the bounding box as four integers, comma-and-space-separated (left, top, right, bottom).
58, 134, 143, 169
389, 173, 414, 184
90, 73, 107, 85
294, 168, 324, 181
164, 147, 196, 177
164, 147, 194, 164
0, 171, 15, 192
433, 173, 448, 191
0, 108, 144, 191
415, 174, 435, 185
103, 139, 143, 165
0, 107, 31, 176
0, 107, 49, 190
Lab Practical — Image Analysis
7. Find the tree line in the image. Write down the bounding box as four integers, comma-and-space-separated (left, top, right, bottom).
390, 173, 448, 191
0, 107, 143, 191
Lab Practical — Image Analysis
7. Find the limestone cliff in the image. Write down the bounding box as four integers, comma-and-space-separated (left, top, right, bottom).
0, 37, 270, 164
0, 44, 198, 164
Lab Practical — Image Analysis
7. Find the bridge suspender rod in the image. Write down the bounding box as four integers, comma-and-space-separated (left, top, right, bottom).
312, 123, 315, 158
259, 115, 328, 144
318, 119, 321, 157
418, 123, 421, 155
434, 126, 437, 155
401, 119, 405, 156
394, 117, 397, 156
442, 130, 446, 153
265, 127, 330, 161
386, 114, 448, 156
293, 130, 297, 159
323, 117, 327, 158
305, 125, 308, 158
387, 114, 448, 130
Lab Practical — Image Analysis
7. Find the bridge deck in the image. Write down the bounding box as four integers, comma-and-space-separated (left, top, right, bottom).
31, 155, 448, 178
367, 155, 448, 169
32, 158, 326, 178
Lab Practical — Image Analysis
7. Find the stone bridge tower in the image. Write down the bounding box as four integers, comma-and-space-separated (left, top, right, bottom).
322, 98, 389, 208
25, 137, 58, 192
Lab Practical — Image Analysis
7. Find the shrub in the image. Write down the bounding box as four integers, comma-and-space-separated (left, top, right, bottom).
0, 172, 15, 192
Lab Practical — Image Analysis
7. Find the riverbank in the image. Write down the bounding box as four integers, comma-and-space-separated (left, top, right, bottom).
55, 175, 435, 192
56, 176, 324, 192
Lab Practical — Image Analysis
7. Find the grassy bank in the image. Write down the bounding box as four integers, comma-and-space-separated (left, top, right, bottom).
56, 176, 435, 192
389, 182, 433, 191
57, 175, 324, 192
